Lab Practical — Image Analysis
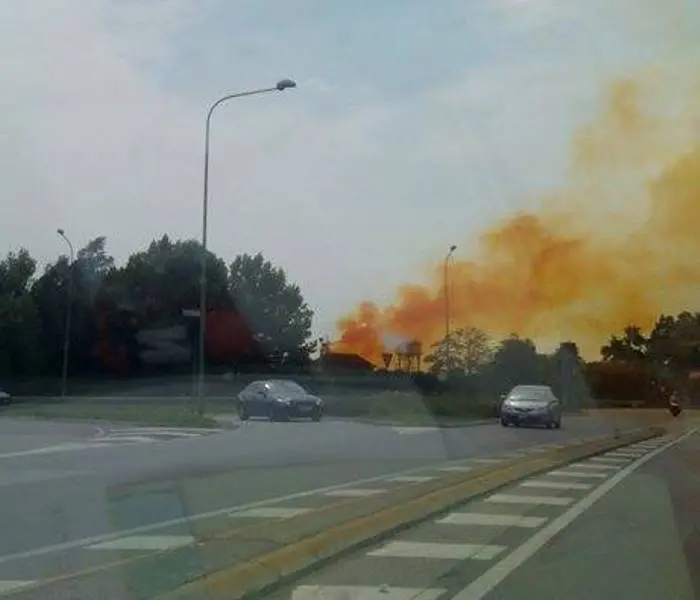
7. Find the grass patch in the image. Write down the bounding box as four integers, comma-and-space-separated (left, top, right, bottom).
2, 402, 218, 428
323, 391, 498, 425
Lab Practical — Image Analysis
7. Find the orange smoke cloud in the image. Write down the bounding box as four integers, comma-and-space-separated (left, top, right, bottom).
334, 74, 700, 364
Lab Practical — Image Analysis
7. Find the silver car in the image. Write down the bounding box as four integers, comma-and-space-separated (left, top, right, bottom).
500, 385, 562, 429
237, 379, 323, 422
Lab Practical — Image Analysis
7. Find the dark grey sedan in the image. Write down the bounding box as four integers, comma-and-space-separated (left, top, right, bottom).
237, 379, 323, 422
499, 385, 562, 429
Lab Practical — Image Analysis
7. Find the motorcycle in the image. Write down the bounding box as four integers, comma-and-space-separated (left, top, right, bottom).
669, 399, 682, 417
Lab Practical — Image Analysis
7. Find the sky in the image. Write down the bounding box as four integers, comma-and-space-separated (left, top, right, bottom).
2, 0, 699, 351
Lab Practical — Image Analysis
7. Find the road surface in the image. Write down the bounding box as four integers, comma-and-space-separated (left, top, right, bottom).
0, 412, 640, 597
265, 426, 699, 600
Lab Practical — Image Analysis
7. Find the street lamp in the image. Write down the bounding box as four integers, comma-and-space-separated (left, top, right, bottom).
444, 244, 457, 372
57, 229, 74, 399
197, 78, 297, 415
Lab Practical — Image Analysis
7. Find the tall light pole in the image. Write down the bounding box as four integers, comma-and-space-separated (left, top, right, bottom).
444, 244, 457, 372
197, 78, 297, 415
57, 229, 74, 399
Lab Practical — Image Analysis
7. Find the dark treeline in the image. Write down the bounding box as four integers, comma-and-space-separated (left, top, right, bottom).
0, 236, 315, 387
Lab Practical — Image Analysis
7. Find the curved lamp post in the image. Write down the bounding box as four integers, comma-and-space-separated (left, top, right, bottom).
197, 79, 297, 415
57, 228, 74, 399
444, 244, 457, 372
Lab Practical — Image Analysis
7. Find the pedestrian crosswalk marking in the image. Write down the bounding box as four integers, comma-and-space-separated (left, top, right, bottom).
387, 475, 436, 483
520, 480, 593, 491
0, 581, 34, 593
438, 466, 474, 473
486, 493, 574, 506
87, 535, 195, 551
230, 507, 312, 519
548, 470, 608, 479
437, 512, 547, 528
291, 585, 447, 600
589, 456, 629, 464
573, 462, 621, 470
324, 488, 386, 498
368, 541, 506, 560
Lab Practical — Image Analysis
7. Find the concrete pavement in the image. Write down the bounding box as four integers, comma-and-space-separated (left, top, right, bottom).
0, 412, 646, 598
262, 427, 698, 600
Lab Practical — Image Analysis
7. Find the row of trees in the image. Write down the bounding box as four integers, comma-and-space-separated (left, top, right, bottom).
0, 236, 315, 381
416, 311, 700, 406
418, 328, 591, 407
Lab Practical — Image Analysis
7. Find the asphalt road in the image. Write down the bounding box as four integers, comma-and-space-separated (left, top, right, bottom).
0, 412, 637, 597
265, 426, 699, 600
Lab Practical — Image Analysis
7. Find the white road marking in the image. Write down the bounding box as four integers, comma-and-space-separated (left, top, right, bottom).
437, 466, 474, 473
324, 488, 387, 498
368, 541, 506, 561
520, 480, 592, 491
572, 462, 621, 470
0, 456, 486, 566
486, 494, 574, 506
588, 456, 630, 464
547, 470, 608, 479
470, 458, 502, 464
229, 507, 312, 519
392, 427, 441, 435
87, 535, 195, 551
0, 581, 34, 593
437, 513, 547, 528
386, 476, 436, 483
603, 452, 646, 459
291, 585, 447, 600
452, 428, 697, 600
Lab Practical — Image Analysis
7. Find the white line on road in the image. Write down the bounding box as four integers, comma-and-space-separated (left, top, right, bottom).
386, 476, 436, 483
87, 535, 195, 551
519, 480, 592, 491
437, 466, 474, 473
453, 428, 698, 600
571, 462, 621, 470
588, 456, 630, 464
291, 585, 446, 600
229, 507, 313, 519
437, 513, 547, 528
486, 494, 574, 506
0, 456, 483, 565
0, 582, 34, 594
368, 541, 506, 560
547, 470, 609, 479
324, 488, 387, 498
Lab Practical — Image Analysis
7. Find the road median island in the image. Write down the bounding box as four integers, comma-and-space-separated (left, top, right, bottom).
0, 426, 667, 600
151, 425, 667, 600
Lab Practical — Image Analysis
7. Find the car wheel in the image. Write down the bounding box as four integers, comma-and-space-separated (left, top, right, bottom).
500, 418, 509, 427
554, 419, 562, 429
239, 406, 249, 421
311, 410, 322, 422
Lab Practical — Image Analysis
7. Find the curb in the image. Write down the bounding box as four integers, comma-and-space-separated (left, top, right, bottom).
154, 426, 667, 600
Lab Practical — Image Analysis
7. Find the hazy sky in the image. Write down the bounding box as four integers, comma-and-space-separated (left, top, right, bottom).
2, 0, 692, 339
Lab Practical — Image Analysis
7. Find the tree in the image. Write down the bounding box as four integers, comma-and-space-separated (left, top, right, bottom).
424, 326, 492, 374
646, 312, 700, 372
600, 325, 648, 361
551, 341, 591, 408
0, 249, 41, 375
228, 252, 314, 364
486, 334, 547, 394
